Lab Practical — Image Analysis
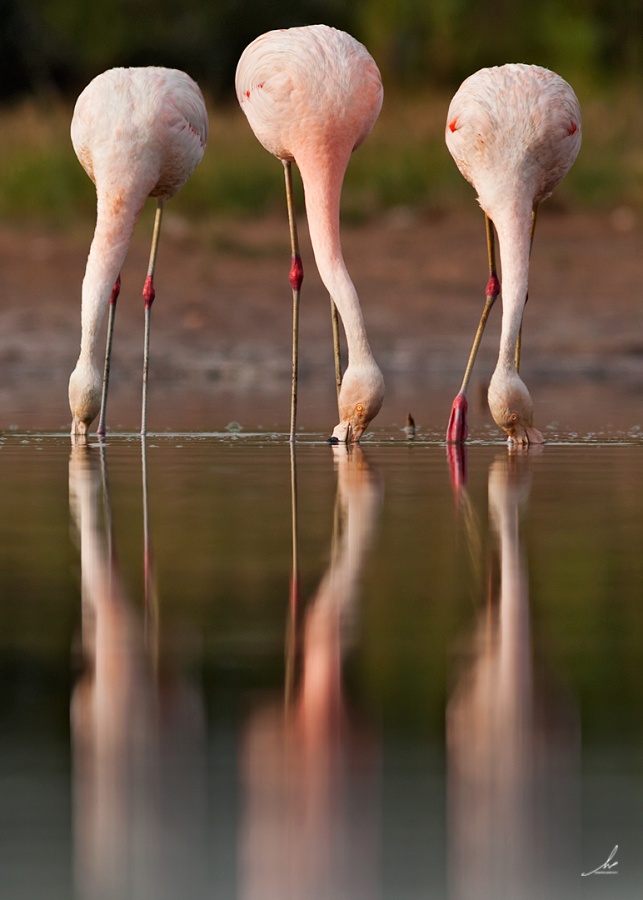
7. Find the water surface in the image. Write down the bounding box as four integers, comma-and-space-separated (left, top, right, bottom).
0, 431, 642, 898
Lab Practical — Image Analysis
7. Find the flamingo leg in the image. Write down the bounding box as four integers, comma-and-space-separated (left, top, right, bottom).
330, 298, 342, 398
514, 322, 522, 373
97, 275, 122, 437
141, 200, 164, 436
447, 214, 501, 442
514, 206, 538, 373
283, 160, 304, 443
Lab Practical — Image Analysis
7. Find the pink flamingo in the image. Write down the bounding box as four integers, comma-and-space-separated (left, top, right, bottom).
236, 25, 384, 443
69, 67, 208, 437
445, 65, 581, 445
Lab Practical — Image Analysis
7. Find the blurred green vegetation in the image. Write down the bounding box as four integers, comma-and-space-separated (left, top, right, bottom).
2, 85, 643, 228
1, 0, 643, 222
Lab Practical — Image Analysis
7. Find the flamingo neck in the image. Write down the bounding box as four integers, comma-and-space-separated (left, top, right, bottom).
491, 202, 532, 373
77, 192, 143, 365
297, 151, 374, 366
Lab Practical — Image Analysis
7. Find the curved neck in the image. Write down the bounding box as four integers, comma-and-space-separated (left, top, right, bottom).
78, 192, 143, 365
493, 202, 533, 372
297, 151, 373, 366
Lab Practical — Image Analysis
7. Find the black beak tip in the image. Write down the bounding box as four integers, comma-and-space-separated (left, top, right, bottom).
326, 435, 339, 444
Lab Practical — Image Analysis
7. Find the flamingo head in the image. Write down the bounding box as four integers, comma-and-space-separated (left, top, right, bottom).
329, 361, 384, 443
69, 362, 102, 437
487, 369, 544, 446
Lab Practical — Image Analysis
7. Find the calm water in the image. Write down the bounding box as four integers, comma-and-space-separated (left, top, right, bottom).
0, 430, 642, 898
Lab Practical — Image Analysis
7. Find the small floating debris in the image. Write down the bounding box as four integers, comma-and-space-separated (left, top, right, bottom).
404, 413, 416, 440
225, 421, 243, 433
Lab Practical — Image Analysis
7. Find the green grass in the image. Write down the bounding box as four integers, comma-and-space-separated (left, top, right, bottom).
0, 85, 640, 227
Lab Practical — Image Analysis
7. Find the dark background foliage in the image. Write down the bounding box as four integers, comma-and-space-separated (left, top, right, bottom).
2, 0, 642, 103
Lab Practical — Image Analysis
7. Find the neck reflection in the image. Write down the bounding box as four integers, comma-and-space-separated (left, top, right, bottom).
447, 450, 580, 900
240, 444, 383, 900
68, 442, 207, 900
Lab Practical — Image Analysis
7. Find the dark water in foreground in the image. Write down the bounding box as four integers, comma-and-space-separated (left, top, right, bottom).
0, 430, 642, 898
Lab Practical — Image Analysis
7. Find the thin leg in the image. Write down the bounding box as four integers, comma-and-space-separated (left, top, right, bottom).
515, 206, 538, 373
447, 214, 500, 442
97, 275, 121, 437
283, 160, 304, 443
460, 214, 500, 395
141, 200, 164, 436
514, 320, 522, 372
330, 298, 342, 398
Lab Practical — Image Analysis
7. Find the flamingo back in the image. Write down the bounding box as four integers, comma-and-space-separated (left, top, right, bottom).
445, 64, 581, 214
71, 67, 208, 203
235, 25, 383, 164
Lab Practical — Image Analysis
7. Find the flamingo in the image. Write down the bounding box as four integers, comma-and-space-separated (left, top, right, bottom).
445, 64, 581, 445
69, 67, 208, 437
236, 25, 384, 443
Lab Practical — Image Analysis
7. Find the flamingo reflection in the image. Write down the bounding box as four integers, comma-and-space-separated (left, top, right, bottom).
447, 452, 579, 900
69, 443, 207, 900
240, 445, 382, 900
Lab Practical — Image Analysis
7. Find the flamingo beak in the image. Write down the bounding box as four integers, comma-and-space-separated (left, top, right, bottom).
507, 424, 545, 446
71, 416, 89, 438
328, 420, 351, 444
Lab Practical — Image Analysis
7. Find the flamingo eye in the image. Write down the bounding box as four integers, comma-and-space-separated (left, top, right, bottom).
356, 403, 364, 412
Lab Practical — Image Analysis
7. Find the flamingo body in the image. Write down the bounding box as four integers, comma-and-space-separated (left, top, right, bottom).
446, 64, 581, 443
236, 25, 384, 441
69, 66, 207, 435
